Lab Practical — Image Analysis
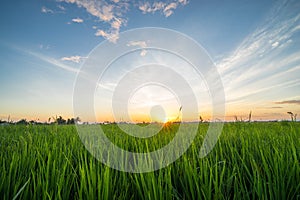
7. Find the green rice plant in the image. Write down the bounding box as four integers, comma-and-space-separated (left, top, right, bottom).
0, 122, 299, 199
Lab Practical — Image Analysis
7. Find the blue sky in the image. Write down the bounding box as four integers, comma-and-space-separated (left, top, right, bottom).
0, 0, 300, 122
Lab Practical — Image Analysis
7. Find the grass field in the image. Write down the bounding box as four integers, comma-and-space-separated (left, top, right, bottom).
0, 122, 300, 199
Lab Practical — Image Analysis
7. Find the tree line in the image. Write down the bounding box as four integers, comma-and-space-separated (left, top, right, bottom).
0, 116, 80, 125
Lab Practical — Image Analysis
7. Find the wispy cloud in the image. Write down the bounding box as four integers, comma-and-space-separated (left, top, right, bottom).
270, 106, 283, 109
57, 5, 66, 11
41, 6, 54, 14
178, 0, 188, 5
58, 0, 188, 42
42, 5, 66, 14
16, 47, 79, 73
97, 82, 116, 92
216, 0, 300, 104
139, 2, 166, 14
139, 0, 187, 17
275, 100, 300, 105
39, 44, 51, 50
61, 55, 85, 63
72, 17, 84, 23
127, 40, 147, 56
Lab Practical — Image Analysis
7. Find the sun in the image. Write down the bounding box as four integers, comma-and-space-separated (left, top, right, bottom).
162, 120, 173, 131
162, 117, 168, 123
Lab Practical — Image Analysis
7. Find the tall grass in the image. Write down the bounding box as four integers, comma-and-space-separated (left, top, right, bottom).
0, 122, 299, 199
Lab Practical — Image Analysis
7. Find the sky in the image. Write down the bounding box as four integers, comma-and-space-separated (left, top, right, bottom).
0, 0, 300, 122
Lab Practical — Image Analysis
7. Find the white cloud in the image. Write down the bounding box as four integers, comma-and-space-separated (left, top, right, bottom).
61, 55, 85, 63
72, 17, 84, 23
42, 5, 66, 14
178, 0, 188, 5
57, 5, 66, 11
60, 0, 129, 43
163, 3, 177, 17
127, 40, 147, 56
127, 40, 147, 48
95, 29, 106, 37
138, 2, 149, 13
96, 17, 125, 42
95, 29, 119, 43
111, 18, 122, 29
41, 6, 54, 14
138, 1, 187, 17
140, 49, 147, 57
39, 44, 51, 50
58, 0, 188, 42
271, 41, 279, 48
139, 2, 166, 14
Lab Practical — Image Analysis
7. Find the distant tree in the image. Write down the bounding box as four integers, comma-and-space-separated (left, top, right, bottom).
67, 118, 75, 124
56, 116, 66, 125
16, 119, 28, 125
0, 119, 7, 124
48, 116, 81, 125
29, 120, 36, 124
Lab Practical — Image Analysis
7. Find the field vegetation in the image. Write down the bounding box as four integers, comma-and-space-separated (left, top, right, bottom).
0, 122, 299, 199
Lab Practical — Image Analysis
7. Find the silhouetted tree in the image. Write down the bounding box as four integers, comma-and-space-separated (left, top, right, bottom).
29, 120, 35, 124
67, 118, 75, 124
0, 119, 7, 124
56, 116, 66, 125
16, 119, 28, 125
